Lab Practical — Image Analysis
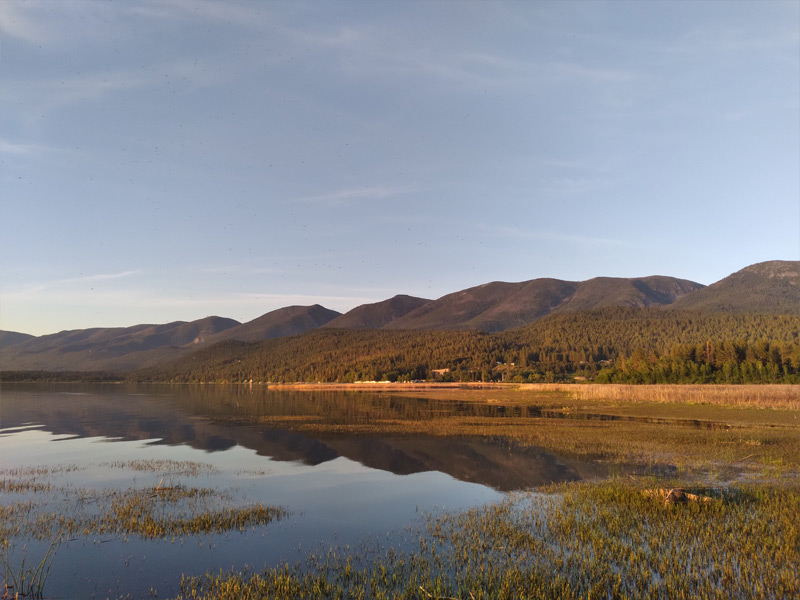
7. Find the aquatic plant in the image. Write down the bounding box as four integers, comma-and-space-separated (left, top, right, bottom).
1, 481, 284, 542
100, 459, 221, 477
1, 536, 60, 600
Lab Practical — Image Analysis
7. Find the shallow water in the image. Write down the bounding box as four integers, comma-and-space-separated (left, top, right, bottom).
0, 383, 606, 598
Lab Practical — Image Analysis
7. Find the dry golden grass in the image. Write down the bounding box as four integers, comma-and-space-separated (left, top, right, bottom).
518, 384, 800, 410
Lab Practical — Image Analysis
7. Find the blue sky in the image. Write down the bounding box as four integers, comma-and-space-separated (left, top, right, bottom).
2, 0, 798, 336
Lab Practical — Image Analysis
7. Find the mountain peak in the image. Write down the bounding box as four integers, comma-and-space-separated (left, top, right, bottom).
325, 295, 431, 329
670, 260, 799, 314
738, 260, 799, 282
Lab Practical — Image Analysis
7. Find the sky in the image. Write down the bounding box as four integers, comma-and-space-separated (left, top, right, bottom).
1, 0, 798, 336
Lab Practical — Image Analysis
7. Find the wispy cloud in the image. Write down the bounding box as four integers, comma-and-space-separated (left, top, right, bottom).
0, 1, 49, 44
4, 56, 227, 118
8, 270, 144, 296
57, 270, 143, 285
479, 225, 632, 248
132, 0, 272, 29
0, 139, 57, 156
199, 264, 285, 276
0, 1, 125, 46
295, 184, 416, 206
0, 0, 270, 46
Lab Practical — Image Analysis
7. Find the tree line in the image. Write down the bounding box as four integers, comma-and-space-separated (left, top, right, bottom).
130, 309, 800, 384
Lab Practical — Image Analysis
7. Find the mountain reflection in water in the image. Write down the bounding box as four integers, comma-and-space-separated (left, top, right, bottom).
0, 383, 609, 490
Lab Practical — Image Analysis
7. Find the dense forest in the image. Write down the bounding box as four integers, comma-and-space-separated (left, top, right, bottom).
0, 370, 124, 383
130, 309, 800, 385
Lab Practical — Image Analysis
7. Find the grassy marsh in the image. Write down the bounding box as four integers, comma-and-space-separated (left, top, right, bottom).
170, 385, 800, 599
174, 479, 800, 600
1, 459, 286, 597
238, 386, 800, 474
0, 462, 284, 542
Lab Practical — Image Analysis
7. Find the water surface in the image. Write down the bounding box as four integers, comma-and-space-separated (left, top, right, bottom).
0, 383, 601, 598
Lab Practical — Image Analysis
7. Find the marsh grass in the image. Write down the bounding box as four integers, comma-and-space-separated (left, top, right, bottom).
0, 461, 286, 598
1, 536, 60, 600
0, 480, 51, 494
101, 459, 221, 477
174, 479, 800, 600
520, 383, 800, 411
1, 482, 284, 542
265, 413, 800, 472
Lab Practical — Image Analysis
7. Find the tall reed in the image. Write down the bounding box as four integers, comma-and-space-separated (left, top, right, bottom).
517, 383, 800, 410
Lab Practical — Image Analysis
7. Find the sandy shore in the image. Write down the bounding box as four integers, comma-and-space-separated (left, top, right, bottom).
264, 381, 514, 391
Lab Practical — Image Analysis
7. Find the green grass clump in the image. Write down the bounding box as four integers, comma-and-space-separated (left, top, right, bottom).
1, 483, 285, 542
173, 480, 799, 600
101, 486, 283, 538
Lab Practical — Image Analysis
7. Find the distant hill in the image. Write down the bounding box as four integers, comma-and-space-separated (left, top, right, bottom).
325, 295, 431, 329
671, 261, 799, 314
0, 316, 240, 372
0, 330, 35, 351
384, 276, 702, 332
205, 304, 341, 343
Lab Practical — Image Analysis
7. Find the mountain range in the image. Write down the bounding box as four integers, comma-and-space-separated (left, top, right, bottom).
1, 260, 797, 373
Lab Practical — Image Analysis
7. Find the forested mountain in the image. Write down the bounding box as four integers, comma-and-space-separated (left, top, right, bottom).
670, 260, 799, 314
0, 307, 341, 372
553, 276, 703, 313
383, 279, 577, 331
203, 304, 341, 343
1, 261, 797, 374
383, 276, 703, 332
131, 309, 800, 385
325, 295, 431, 329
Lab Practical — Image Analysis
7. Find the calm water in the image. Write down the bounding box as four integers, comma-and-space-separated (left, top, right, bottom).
0, 384, 601, 598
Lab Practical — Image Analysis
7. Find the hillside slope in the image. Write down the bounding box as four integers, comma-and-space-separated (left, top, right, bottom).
384, 276, 702, 332
325, 295, 431, 329
671, 260, 799, 314
0, 316, 240, 371
0, 331, 35, 351
206, 304, 341, 343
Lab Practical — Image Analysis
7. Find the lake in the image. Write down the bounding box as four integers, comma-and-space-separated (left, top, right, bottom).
1, 383, 610, 599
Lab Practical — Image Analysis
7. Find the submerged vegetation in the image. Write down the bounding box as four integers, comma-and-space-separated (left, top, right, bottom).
0, 460, 285, 598
0, 462, 284, 542
174, 480, 800, 600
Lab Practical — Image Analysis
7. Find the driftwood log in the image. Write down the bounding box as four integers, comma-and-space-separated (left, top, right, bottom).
644, 488, 716, 506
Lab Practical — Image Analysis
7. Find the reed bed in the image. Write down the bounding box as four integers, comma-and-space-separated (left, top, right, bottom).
269, 411, 800, 472
519, 384, 800, 410
173, 480, 800, 600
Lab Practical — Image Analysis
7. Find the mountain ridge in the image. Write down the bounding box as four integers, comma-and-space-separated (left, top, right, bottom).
1, 260, 797, 372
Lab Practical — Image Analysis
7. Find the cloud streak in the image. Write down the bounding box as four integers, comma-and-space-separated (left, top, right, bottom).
479, 225, 632, 248
295, 185, 417, 206
0, 139, 58, 156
